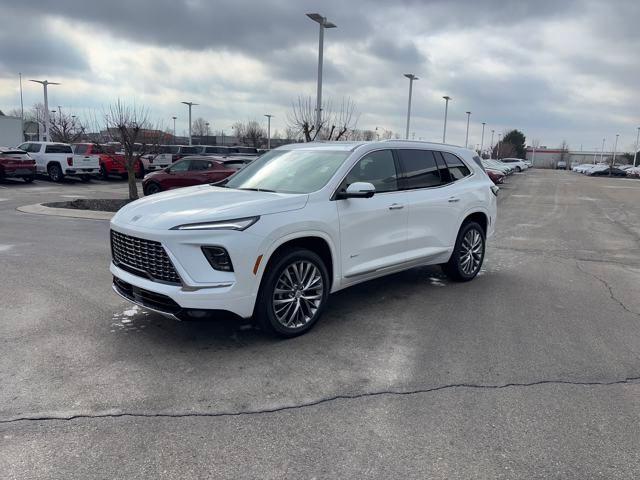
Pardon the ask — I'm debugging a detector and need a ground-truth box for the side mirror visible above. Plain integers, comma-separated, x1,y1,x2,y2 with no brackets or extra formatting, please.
337,182,376,199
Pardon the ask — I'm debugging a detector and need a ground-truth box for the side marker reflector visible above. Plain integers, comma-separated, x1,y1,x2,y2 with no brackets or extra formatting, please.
253,255,263,275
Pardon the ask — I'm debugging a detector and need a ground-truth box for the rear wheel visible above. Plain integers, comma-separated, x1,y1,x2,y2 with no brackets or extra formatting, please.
80,174,91,182
143,182,161,195
442,221,485,282
255,248,329,338
47,163,64,183
100,164,110,180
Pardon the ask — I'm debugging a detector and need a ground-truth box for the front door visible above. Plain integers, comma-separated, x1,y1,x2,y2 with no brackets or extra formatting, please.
336,149,408,280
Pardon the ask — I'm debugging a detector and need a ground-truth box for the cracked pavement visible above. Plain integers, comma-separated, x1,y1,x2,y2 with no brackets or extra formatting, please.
1,171,640,479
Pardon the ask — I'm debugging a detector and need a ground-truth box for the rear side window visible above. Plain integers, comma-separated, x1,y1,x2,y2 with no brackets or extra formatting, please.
441,152,471,181
74,144,88,155
343,150,398,193
189,160,211,171
170,160,190,172
45,144,73,154
397,149,441,189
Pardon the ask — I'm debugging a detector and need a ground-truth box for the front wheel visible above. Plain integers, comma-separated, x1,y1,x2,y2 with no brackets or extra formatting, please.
143,182,161,195
442,221,485,282
100,164,110,180
255,248,330,337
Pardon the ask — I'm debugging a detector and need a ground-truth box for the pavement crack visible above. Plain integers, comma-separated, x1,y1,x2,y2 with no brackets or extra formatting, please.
2,375,640,425
576,261,640,317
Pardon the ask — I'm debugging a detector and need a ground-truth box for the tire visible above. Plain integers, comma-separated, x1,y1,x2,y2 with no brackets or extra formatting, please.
255,248,330,338
516,166,522,172
120,173,128,180
80,174,91,182
143,182,161,195
47,163,64,183
442,221,485,282
100,164,110,180
23,176,34,183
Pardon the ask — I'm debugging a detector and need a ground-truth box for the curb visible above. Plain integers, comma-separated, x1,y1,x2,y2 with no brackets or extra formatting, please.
17,203,114,220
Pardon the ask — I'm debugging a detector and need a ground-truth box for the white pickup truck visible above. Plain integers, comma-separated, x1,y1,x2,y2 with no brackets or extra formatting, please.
17,141,100,182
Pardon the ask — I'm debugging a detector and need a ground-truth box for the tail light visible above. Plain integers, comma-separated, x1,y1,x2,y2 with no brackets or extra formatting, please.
67,157,73,166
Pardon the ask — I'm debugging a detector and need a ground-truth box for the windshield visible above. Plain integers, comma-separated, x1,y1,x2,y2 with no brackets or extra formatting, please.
225,149,349,194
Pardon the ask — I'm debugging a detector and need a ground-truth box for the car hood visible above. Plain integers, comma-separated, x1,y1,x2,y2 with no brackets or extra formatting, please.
112,185,308,230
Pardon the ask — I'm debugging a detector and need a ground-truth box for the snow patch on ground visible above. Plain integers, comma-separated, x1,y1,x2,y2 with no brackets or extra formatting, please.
111,305,150,333
428,276,447,287
0,244,14,253
0,198,8,201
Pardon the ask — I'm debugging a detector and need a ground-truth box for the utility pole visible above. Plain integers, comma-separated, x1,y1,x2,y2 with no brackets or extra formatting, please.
464,111,471,148
442,96,451,143
172,116,177,144
29,79,61,142
480,122,486,156
264,114,273,150
490,130,495,159
181,102,198,145
600,138,606,163
404,74,418,139
306,13,337,133
633,127,640,167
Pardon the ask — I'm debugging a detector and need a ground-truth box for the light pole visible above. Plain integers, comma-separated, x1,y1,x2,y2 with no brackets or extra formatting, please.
480,122,486,155
464,111,471,148
490,129,495,159
181,102,198,145
442,96,451,143
633,127,640,167
306,13,336,132
612,133,619,166
172,116,177,144
600,137,606,163
404,74,418,139
30,79,60,141
497,133,502,160
205,122,210,141
264,114,273,150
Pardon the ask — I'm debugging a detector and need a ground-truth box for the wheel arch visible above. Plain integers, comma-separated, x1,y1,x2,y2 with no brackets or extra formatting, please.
461,210,488,235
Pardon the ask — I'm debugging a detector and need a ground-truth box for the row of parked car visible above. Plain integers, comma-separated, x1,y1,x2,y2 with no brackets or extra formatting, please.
0,141,261,184
478,157,531,185
571,162,640,177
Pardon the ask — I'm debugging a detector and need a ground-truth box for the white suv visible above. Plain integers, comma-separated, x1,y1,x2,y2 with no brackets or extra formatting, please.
110,141,497,337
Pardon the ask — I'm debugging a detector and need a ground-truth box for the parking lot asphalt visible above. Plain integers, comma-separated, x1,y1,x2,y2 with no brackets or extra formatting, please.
1,171,640,479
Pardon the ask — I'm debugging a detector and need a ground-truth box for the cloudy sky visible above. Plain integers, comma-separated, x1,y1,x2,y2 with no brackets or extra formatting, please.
0,0,638,152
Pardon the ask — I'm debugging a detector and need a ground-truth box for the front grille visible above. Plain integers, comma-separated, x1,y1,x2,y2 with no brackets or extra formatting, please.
111,230,181,285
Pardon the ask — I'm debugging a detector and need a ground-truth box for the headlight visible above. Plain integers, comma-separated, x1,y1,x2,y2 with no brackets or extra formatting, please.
171,216,259,231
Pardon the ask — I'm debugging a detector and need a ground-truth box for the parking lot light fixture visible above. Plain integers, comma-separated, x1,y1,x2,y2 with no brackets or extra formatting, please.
404,74,418,139
181,102,198,145
600,137,606,163
264,114,273,150
497,133,502,160
442,96,451,143
464,111,471,148
480,122,486,155
172,116,177,144
29,79,60,141
633,127,639,167
306,13,337,132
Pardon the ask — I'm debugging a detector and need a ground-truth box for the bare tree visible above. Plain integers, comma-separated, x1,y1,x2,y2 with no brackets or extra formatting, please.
49,111,85,143
287,96,358,142
232,120,265,148
559,140,569,170
104,100,164,200
191,117,208,137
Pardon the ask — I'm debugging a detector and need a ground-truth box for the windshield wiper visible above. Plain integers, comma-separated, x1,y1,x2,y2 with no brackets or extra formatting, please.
236,187,277,193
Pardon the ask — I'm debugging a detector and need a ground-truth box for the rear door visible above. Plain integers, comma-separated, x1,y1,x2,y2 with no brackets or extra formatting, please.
398,149,460,259
336,149,408,281
165,159,192,188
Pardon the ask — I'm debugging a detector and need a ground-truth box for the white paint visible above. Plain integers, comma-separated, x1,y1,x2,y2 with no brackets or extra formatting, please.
601,186,639,189
60,195,86,198
0,198,8,201
0,244,14,252
511,194,533,198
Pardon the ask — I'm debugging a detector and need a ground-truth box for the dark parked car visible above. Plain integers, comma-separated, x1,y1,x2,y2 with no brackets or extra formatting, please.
142,156,242,195
0,147,36,182
589,166,627,177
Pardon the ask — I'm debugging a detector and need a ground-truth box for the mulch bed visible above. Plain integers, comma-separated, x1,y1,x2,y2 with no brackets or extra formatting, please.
43,198,133,213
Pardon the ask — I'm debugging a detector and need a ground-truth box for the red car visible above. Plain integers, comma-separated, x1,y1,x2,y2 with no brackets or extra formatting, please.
486,168,505,185
0,147,36,182
142,156,246,195
73,143,141,180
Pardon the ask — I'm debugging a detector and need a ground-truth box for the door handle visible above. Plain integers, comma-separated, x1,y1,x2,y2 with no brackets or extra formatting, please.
388,203,404,210
448,197,460,203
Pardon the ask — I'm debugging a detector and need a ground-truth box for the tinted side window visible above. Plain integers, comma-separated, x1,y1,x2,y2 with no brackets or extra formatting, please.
45,144,73,154
397,149,441,189
472,155,486,172
343,150,398,193
74,144,88,155
189,160,210,171
441,152,471,181
25,143,41,153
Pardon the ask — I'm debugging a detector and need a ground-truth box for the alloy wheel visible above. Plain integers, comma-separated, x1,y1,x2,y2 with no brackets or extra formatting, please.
459,228,483,275
272,260,324,329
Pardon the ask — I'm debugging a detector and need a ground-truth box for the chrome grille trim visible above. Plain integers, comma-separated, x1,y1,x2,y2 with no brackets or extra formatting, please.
110,230,181,285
